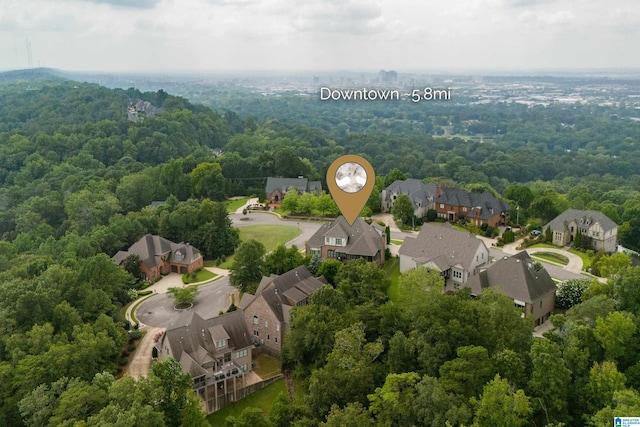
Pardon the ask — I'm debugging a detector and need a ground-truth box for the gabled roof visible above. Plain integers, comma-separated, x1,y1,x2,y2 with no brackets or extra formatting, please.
112,234,201,269
162,310,251,367
306,216,385,257
545,209,618,233
437,189,510,220
240,266,326,323
383,179,438,209
265,177,322,194
399,223,487,272
466,251,556,303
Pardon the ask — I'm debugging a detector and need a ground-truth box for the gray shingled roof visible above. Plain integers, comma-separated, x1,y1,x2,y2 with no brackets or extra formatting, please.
241,266,326,323
265,177,322,195
162,310,251,367
545,209,618,233
399,223,487,271
466,251,556,304
437,189,510,220
112,234,201,269
306,216,385,258
383,179,438,210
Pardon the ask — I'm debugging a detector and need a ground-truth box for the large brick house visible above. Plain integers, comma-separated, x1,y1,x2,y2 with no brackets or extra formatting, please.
155,310,253,413
305,216,387,266
381,179,438,218
265,177,322,205
112,234,203,281
545,209,618,253
239,266,327,356
399,223,490,291
466,251,556,326
435,189,510,227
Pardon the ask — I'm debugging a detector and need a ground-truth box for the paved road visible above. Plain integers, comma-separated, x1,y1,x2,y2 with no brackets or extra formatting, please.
136,277,235,328
127,326,164,380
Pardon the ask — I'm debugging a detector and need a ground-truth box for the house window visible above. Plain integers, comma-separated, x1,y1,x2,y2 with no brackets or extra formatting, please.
453,270,463,279
275,337,278,343
267,335,270,341
253,315,258,325
264,320,268,328
276,324,280,332
241,364,247,372
235,349,248,359
224,352,231,363
325,237,331,245
327,250,335,258
253,330,259,336
440,203,444,208
335,238,343,245
463,207,467,212
217,339,227,348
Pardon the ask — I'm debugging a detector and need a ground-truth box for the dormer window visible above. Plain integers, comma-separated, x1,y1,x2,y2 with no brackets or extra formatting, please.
217,339,227,348
174,250,184,261
335,238,343,245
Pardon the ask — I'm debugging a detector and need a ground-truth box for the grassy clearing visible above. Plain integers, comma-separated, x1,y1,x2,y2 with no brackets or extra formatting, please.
390,239,403,245
206,378,287,425
384,257,401,302
225,197,250,213
528,243,561,249
182,269,217,284
253,353,282,379
216,225,302,269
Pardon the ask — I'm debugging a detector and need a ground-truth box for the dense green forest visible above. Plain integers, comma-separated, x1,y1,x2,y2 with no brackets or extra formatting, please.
1,71,640,426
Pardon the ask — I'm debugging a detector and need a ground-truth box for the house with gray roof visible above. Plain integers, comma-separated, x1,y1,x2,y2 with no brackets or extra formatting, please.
436,189,510,227
112,234,203,281
466,251,556,326
545,209,618,252
265,177,322,205
399,223,490,291
381,179,438,218
305,216,387,266
239,266,327,356
155,309,253,413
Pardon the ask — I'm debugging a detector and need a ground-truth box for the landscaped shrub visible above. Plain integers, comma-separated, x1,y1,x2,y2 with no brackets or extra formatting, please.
556,278,592,309
129,330,143,340
502,230,515,244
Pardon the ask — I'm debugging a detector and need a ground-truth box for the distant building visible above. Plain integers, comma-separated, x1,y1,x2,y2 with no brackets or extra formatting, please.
265,177,322,205
112,234,203,280
305,216,387,266
399,223,489,291
545,209,618,252
379,70,398,84
466,251,556,326
381,179,438,218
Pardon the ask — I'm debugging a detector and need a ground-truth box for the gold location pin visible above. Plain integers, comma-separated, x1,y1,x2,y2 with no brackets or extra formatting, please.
326,154,375,226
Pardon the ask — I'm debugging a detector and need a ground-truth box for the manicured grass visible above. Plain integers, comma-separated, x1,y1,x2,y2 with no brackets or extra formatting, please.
225,197,250,213
569,249,592,269
528,243,561,249
253,353,282,379
206,378,287,426
217,225,302,269
533,252,569,266
182,269,217,284
390,239,403,245
384,257,401,302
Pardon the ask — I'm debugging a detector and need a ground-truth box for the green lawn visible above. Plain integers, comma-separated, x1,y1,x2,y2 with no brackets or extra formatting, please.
532,252,569,266
205,376,305,425
390,239,403,245
527,243,561,249
225,197,250,213
217,225,302,269
182,269,217,284
384,257,401,302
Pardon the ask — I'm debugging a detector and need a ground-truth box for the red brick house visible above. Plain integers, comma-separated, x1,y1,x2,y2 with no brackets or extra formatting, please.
112,234,203,281
435,189,510,227
265,177,322,205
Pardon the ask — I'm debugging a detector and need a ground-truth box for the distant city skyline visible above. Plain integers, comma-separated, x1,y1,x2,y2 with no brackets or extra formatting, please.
1,0,639,73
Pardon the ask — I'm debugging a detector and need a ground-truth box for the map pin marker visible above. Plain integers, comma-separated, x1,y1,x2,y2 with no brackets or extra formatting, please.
326,154,375,226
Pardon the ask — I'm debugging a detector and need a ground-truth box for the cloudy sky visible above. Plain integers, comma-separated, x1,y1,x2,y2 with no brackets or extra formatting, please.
1,0,639,72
